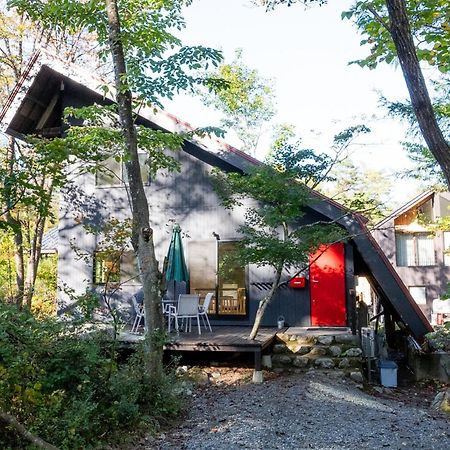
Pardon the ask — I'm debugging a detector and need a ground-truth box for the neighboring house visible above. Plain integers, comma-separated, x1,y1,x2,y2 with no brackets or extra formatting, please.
0,51,432,341
373,191,450,319
41,226,58,255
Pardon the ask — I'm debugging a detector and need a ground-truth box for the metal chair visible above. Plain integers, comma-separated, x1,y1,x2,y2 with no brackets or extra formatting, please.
167,294,201,335
198,292,213,332
131,294,144,333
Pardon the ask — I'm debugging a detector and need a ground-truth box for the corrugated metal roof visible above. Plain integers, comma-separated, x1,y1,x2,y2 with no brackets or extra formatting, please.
41,226,58,254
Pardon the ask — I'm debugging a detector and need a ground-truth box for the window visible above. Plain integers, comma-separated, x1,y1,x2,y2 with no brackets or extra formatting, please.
120,251,140,284
408,286,427,305
95,156,122,186
395,233,435,266
95,154,150,187
93,251,121,284
188,240,247,316
94,251,139,285
217,241,246,315
444,232,450,266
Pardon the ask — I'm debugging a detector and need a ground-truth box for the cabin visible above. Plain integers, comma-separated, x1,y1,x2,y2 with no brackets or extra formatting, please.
373,191,450,322
0,51,432,343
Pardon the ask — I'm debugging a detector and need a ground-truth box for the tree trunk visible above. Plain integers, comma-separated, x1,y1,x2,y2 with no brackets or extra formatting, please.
105,0,164,379
249,268,282,340
4,137,25,307
386,0,450,187
23,213,46,309
0,409,59,450
23,176,52,309
5,211,25,307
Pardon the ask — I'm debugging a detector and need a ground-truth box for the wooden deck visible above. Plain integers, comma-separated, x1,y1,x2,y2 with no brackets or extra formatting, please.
163,326,279,353
163,326,280,371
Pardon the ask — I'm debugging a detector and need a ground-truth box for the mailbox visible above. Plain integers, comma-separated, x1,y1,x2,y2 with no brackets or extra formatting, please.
289,277,306,288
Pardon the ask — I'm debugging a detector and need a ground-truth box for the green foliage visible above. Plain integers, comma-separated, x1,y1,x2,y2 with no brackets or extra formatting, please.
425,322,450,352
343,0,450,73
0,140,66,229
379,84,450,186
0,302,182,448
0,230,57,315
200,48,276,154
31,255,57,317
0,230,15,301
9,0,222,106
214,145,346,272
326,159,392,224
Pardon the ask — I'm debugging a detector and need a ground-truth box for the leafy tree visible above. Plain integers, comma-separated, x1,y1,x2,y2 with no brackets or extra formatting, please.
214,145,345,339
0,2,104,310
200,49,276,155
0,138,66,309
379,85,450,187
258,0,450,188
9,0,222,381
344,0,450,186
326,159,392,224
269,123,371,188
0,302,182,449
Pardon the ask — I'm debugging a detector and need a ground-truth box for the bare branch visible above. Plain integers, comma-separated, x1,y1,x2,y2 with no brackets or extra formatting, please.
0,409,59,450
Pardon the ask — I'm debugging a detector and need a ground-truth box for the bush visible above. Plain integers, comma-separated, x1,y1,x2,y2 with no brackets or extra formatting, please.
425,322,450,352
31,255,58,317
0,303,182,449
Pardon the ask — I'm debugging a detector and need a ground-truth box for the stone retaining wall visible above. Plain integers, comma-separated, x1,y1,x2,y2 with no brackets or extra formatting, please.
408,351,450,383
271,332,363,371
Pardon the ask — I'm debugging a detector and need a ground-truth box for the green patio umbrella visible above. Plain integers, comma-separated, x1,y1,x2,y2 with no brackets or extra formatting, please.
165,223,189,284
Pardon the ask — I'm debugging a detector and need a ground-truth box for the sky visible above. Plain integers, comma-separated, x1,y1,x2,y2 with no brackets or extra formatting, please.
164,0,425,207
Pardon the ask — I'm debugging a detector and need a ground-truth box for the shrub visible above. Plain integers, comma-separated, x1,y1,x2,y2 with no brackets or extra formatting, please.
425,322,450,352
0,302,182,449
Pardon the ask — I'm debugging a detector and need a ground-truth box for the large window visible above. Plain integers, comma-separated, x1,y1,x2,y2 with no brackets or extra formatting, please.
93,250,139,284
218,242,246,315
95,154,150,187
395,233,435,266
188,240,247,316
93,251,121,284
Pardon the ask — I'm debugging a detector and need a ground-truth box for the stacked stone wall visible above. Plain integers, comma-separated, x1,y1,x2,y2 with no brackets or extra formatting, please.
271,332,363,372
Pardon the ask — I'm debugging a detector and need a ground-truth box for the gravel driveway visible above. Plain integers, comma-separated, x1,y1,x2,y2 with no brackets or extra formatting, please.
144,369,449,450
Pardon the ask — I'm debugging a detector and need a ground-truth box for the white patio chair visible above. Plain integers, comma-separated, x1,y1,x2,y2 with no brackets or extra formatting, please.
131,294,144,333
198,292,213,332
167,294,201,335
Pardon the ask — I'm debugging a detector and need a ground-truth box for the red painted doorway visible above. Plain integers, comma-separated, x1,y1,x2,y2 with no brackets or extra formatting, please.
309,243,347,326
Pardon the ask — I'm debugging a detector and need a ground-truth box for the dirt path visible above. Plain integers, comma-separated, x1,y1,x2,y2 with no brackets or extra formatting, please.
135,369,449,450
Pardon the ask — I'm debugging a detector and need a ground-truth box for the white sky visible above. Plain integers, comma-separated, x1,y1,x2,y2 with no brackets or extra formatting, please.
164,0,426,207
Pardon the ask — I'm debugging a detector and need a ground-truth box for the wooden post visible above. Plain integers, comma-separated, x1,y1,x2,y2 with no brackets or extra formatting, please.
252,348,263,383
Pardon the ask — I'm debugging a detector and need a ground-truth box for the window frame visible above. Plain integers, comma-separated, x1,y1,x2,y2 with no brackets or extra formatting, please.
395,232,436,267
216,240,248,317
93,250,121,285
188,239,248,319
95,153,150,188
408,286,427,305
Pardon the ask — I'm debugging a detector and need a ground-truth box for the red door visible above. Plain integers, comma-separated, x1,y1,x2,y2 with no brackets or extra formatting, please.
309,243,346,326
